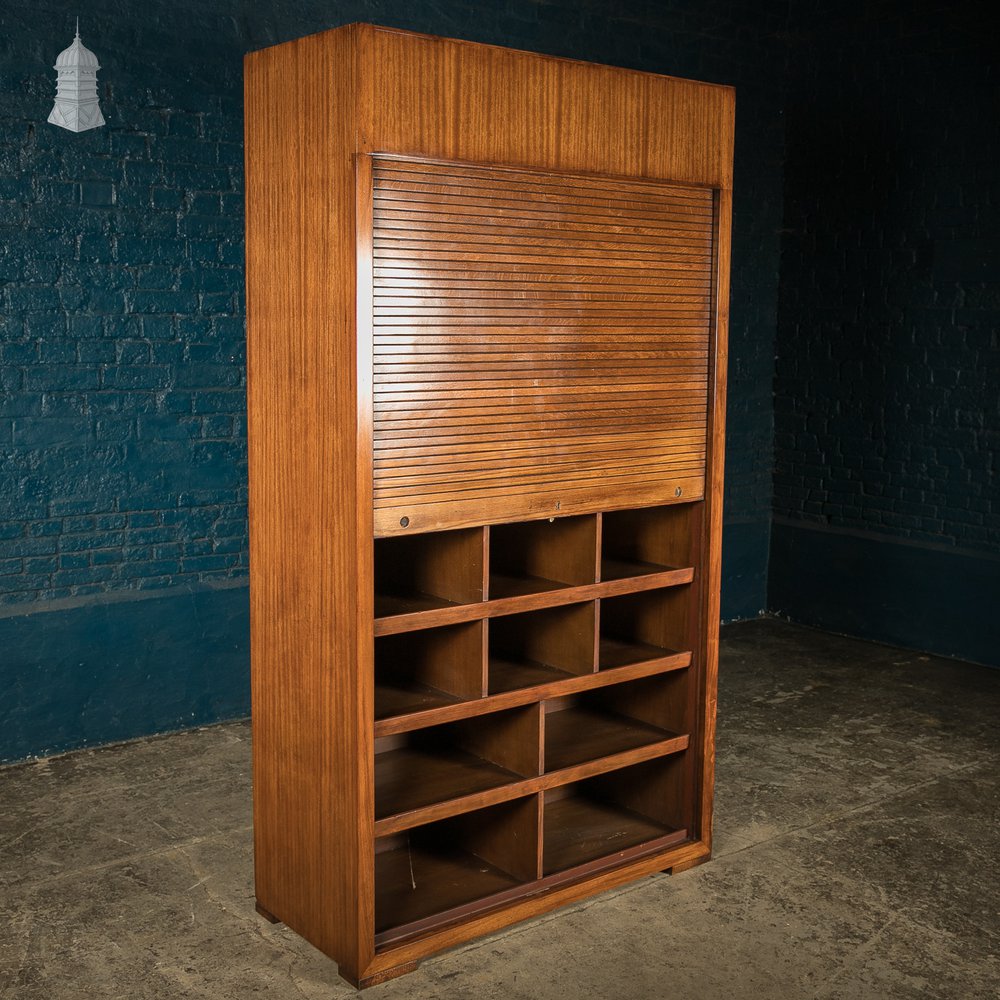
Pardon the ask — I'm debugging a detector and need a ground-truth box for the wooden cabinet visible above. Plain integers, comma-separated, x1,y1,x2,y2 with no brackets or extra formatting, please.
244,23,732,988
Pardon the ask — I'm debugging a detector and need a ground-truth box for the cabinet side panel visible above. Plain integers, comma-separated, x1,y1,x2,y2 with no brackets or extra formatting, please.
245,27,372,978
694,187,731,849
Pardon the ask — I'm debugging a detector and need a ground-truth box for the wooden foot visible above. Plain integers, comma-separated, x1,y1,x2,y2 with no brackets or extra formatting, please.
356,960,420,989
666,853,711,875
255,901,281,924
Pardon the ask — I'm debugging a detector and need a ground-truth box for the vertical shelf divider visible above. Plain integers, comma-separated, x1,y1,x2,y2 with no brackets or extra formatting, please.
452,795,542,884
594,512,604,583
481,525,491,602
451,703,542,780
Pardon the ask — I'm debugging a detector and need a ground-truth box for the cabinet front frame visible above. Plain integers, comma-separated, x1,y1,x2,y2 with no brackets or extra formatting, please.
353,150,730,982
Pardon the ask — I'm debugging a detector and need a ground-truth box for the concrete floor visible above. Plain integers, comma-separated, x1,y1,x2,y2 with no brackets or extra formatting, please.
1,619,998,999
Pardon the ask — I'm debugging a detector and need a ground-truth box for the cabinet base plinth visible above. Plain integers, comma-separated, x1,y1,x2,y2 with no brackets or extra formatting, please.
255,901,281,924
666,853,711,875
357,961,420,989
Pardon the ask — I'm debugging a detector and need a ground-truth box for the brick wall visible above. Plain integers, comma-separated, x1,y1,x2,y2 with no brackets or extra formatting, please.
0,0,787,618
0,2,248,605
774,0,999,551
770,0,1000,664
0,0,788,759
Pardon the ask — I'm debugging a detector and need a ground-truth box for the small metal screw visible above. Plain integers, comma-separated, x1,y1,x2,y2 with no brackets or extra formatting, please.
674,487,683,497
399,516,409,527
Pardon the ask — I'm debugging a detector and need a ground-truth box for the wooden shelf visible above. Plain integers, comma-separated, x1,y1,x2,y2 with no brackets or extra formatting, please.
374,527,486,622
489,516,598,601
374,621,485,721
375,704,540,827
374,679,462,722
375,840,523,936
489,602,596,682
601,505,700,580
374,567,693,637
545,706,677,773
375,746,522,822
598,636,680,671
541,674,693,798
488,655,578,695
375,591,459,619
488,572,570,600
375,652,691,737
375,795,541,945
600,586,693,665
543,795,679,875
600,556,677,582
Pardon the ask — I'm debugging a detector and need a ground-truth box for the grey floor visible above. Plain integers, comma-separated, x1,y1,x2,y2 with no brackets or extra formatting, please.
2,619,998,999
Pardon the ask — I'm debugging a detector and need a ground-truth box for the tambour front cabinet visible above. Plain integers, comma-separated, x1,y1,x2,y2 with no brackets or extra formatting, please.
244,23,733,988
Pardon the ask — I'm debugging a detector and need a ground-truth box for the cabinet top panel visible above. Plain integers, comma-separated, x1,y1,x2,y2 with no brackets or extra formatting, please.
247,23,734,190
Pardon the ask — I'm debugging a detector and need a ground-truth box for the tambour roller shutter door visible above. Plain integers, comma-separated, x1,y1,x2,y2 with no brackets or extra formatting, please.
369,156,716,536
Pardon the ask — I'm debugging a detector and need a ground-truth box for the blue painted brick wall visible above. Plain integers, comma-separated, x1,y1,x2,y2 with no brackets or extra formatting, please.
1,0,787,759
0,3,248,605
1,0,787,621
775,0,999,552
770,0,1000,665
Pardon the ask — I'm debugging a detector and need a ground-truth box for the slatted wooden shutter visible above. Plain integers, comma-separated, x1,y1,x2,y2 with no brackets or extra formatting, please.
369,156,716,536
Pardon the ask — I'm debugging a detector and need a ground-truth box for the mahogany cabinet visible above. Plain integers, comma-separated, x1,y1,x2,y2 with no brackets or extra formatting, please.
244,23,733,988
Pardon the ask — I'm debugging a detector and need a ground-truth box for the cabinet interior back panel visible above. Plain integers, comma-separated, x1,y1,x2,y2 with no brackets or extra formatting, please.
370,156,715,535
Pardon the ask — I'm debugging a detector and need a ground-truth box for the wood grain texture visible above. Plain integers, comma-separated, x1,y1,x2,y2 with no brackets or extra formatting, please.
694,188,730,852
375,743,522,822
374,526,486,615
374,835,522,936
376,651,692,737
452,703,543,778
543,704,678,773
584,754,692,832
598,670,692,736
490,602,597,677
361,24,733,187
375,565,695,636
370,157,713,535
366,837,706,978
542,793,678,875
245,25,372,983
600,502,701,577
246,22,732,987
374,620,486,717
489,515,599,594
453,793,542,883
372,733,689,838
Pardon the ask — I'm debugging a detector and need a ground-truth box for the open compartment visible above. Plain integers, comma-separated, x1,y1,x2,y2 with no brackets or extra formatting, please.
598,585,693,670
600,502,700,580
374,620,486,721
375,794,541,942
542,754,692,876
374,526,486,618
488,514,598,599
543,671,690,773
375,704,541,824
488,602,597,695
